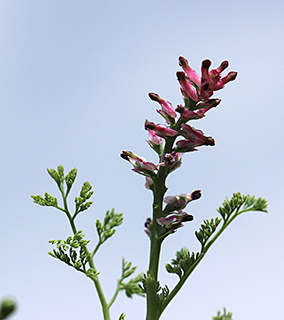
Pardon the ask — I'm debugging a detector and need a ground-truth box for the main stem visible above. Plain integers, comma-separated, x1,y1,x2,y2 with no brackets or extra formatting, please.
146,167,168,320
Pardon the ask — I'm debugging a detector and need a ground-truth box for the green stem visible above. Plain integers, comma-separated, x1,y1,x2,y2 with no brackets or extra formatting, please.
108,281,121,308
159,212,241,317
60,189,111,320
146,167,168,320
91,241,102,259
146,127,183,320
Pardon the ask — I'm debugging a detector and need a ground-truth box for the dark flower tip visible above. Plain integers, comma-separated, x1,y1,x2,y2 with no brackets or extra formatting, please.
178,56,187,66
144,217,152,228
182,214,194,222
191,190,201,200
202,59,211,68
228,71,238,80
176,71,186,81
144,120,155,130
205,137,215,146
175,105,184,113
120,151,129,160
148,92,159,101
220,60,229,70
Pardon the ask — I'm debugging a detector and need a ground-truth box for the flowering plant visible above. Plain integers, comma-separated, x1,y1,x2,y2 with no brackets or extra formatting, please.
32,56,267,320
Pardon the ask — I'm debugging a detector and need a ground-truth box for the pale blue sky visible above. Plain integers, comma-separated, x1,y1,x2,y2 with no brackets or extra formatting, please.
1,1,284,319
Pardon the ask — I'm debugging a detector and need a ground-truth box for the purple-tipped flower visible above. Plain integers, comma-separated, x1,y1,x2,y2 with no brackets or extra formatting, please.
149,92,177,122
177,71,199,102
176,123,215,152
179,56,201,87
147,130,163,148
164,190,201,212
176,98,221,121
159,151,182,171
120,151,157,176
156,212,194,231
145,120,178,139
178,56,237,102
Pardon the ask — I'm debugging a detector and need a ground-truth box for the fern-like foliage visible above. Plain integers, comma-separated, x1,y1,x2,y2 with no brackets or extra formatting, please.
195,217,222,250
165,247,200,279
48,231,94,274
213,308,233,320
96,209,123,245
74,181,94,214
217,193,267,222
31,192,58,207
120,259,144,298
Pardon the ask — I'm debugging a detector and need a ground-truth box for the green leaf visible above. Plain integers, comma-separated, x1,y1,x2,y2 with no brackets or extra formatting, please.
213,308,233,320
86,267,100,280
31,193,58,207
217,193,268,222
47,168,60,185
96,209,123,245
120,269,145,298
65,168,77,192
75,182,94,214
57,165,64,182
48,232,91,273
195,217,222,248
47,165,65,192
166,247,200,279
80,181,92,198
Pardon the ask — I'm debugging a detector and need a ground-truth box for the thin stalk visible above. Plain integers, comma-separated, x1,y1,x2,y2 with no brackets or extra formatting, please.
159,212,241,317
108,280,122,308
60,189,111,320
91,241,102,259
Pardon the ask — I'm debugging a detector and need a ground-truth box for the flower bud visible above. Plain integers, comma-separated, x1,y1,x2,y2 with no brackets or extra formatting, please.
0,298,16,319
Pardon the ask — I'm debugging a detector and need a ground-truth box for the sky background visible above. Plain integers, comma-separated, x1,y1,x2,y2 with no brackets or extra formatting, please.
1,1,284,320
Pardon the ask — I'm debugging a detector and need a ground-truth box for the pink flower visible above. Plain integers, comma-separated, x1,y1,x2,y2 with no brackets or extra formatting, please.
156,212,194,230
148,92,177,122
178,56,201,86
176,99,221,121
178,56,237,102
120,151,157,176
164,190,201,212
159,151,182,171
146,130,163,147
176,71,199,102
145,120,178,139
176,123,215,152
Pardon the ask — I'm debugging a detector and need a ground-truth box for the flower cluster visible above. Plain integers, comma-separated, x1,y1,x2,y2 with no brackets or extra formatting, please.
121,56,237,176
121,56,237,237
177,56,237,102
